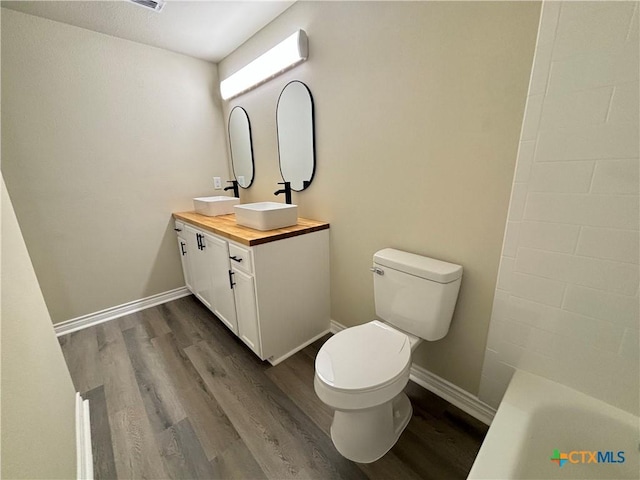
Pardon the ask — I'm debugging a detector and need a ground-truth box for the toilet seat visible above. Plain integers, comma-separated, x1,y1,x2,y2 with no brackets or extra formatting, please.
315,321,412,402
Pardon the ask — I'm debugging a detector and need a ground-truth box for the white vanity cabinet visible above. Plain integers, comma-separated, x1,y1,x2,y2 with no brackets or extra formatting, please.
173,212,330,366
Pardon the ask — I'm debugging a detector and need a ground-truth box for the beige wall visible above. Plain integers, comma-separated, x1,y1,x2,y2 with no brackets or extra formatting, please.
1,8,230,323
219,1,540,394
1,177,77,479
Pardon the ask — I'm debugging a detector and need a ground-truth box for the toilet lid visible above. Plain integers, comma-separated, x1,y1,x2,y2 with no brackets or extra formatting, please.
315,321,412,391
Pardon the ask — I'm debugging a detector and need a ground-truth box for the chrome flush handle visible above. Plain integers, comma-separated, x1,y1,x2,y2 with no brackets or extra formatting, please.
370,266,384,276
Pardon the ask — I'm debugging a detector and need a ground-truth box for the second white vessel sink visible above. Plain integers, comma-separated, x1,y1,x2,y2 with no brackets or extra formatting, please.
234,202,298,231
193,196,240,216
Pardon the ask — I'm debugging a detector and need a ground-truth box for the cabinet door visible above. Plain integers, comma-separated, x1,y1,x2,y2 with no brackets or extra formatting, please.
206,234,238,334
232,268,261,357
185,226,213,310
176,234,193,293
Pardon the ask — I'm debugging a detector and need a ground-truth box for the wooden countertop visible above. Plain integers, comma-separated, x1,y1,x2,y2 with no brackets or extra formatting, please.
173,211,330,246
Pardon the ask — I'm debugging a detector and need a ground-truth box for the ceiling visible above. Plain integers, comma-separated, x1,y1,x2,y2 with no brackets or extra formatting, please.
1,0,295,63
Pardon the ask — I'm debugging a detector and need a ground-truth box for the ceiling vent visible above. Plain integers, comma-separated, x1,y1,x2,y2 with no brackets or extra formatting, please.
128,0,165,12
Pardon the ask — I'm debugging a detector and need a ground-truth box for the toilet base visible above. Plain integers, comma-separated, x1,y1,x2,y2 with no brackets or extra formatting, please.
329,392,413,463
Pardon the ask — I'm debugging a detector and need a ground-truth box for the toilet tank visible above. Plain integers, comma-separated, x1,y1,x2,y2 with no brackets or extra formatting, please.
373,248,462,341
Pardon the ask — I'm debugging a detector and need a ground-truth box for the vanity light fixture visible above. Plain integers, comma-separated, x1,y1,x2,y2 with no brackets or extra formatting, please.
220,29,308,100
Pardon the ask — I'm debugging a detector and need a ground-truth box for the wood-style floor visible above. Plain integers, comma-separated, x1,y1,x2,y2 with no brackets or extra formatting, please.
59,295,488,479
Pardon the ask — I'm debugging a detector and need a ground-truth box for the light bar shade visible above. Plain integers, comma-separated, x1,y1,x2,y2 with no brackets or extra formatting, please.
128,0,165,12
220,30,308,100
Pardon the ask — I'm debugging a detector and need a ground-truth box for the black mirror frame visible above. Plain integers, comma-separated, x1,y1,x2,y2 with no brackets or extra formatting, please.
276,80,316,192
228,106,255,189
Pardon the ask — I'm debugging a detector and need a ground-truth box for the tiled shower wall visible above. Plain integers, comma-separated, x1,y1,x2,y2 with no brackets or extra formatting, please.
479,1,639,414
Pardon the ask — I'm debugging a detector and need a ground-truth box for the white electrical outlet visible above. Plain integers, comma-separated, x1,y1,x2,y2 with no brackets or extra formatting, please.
213,177,222,190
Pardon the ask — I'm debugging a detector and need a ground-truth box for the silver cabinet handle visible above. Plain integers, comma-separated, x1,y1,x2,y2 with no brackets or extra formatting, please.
370,267,384,275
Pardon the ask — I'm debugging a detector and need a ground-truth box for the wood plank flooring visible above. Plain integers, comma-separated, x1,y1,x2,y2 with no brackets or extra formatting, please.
59,295,487,479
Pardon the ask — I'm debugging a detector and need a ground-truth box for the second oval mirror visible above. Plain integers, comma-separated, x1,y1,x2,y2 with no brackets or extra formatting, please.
228,106,254,188
276,81,315,192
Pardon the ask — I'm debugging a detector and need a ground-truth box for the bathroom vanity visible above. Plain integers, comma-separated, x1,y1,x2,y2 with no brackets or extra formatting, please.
173,211,330,365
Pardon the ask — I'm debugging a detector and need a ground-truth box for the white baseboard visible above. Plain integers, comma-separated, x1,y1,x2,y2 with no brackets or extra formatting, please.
329,319,495,425
409,363,495,425
329,319,347,333
55,287,191,337
75,393,93,480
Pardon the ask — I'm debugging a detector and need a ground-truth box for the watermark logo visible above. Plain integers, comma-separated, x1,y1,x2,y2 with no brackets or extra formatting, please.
550,449,569,467
550,449,625,467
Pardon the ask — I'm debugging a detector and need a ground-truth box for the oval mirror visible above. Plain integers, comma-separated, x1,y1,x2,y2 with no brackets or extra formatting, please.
228,106,254,188
276,81,315,192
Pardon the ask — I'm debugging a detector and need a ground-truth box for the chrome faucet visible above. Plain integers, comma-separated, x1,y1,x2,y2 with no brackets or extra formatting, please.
224,180,239,198
274,181,292,204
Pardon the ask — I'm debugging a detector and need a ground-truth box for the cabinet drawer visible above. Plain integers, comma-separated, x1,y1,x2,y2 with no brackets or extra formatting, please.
229,243,253,274
174,221,185,233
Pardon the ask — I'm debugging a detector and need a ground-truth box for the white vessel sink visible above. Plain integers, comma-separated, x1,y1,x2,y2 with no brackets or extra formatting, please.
193,196,240,217
234,202,298,231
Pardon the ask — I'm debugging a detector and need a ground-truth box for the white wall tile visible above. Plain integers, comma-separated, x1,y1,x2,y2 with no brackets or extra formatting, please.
552,3,636,60
478,374,508,409
511,271,566,306
502,319,533,348
482,349,516,386
551,341,639,415
480,1,639,413
507,295,560,330
619,327,640,359
549,343,611,406
519,220,580,253
590,158,640,195
576,226,639,264
498,340,526,366
608,81,640,125
539,87,613,130
487,290,509,349
521,94,544,141
524,192,639,229
537,1,561,45
529,160,594,193
504,296,625,355
514,141,535,183
496,256,514,290
491,289,510,321
535,121,640,162
527,326,559,356
502,221,521,258
508,183,528,221
485,316,504,352
516,247,639,295
558,310,625,353
528,41,554,96
558,1,615,26
511,346,557,380
627,3,639,44
563,284,639,326
547,42,639,95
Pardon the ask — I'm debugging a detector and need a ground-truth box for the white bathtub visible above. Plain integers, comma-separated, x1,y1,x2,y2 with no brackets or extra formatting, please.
468,370,639,479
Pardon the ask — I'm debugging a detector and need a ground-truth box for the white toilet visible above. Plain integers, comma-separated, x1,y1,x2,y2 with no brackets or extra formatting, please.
314,248,462,463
